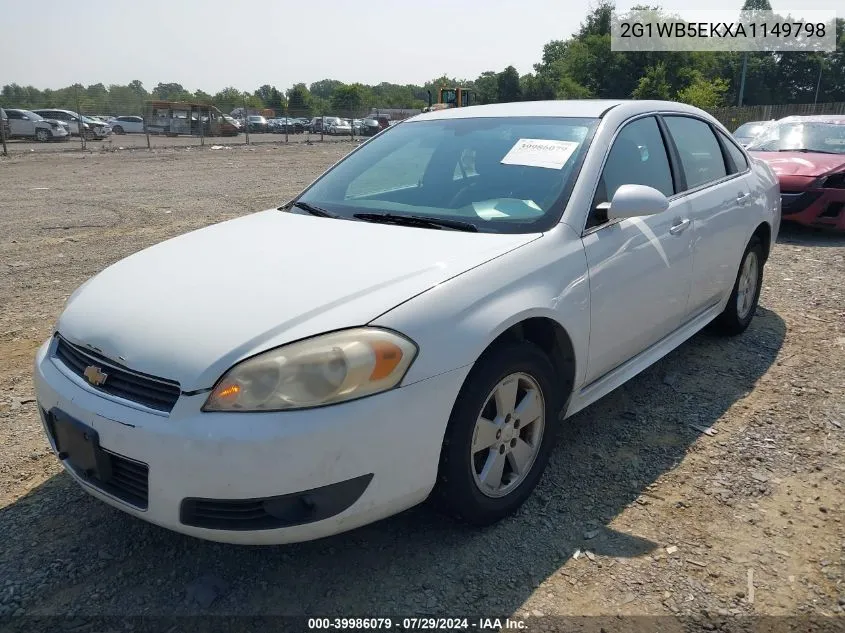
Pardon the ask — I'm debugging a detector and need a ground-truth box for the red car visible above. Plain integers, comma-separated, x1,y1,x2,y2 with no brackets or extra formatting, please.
746,115,845,231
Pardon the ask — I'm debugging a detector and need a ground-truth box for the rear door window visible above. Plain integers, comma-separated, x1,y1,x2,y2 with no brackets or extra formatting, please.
663,116,727,190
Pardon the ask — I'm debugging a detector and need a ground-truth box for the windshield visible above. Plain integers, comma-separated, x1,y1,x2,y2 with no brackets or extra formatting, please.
747,120,845,154
21,110,44,121
734,122,770,138
294,116,598,234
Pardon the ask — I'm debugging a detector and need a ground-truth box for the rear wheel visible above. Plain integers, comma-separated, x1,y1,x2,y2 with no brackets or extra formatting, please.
35,128,50,142
434,341,560,526
712,236,764,336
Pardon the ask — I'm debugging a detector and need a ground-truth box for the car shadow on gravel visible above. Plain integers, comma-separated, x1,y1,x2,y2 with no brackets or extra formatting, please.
0,308,786,619
777,223,845,247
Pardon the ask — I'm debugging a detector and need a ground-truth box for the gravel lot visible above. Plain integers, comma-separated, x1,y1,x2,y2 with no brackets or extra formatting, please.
0,146,843,631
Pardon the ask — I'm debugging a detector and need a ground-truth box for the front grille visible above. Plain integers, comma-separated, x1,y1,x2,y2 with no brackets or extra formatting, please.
68,448,149,509
54,336,181,413
781,190,822,215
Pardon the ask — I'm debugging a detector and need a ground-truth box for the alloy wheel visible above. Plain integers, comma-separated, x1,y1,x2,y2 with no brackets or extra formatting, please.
470,372,545,498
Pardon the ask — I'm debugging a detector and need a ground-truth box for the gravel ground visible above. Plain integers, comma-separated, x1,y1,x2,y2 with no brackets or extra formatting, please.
0,146,843,631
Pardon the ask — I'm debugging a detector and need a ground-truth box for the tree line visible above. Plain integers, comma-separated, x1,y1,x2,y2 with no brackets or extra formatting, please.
2,1,843,118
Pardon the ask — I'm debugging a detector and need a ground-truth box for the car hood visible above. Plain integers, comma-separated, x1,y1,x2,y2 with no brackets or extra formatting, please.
749,151,845,177
58,210,539,391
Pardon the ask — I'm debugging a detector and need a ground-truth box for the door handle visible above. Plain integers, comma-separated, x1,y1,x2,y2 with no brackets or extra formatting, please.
737,192,752,205
669,218,691,235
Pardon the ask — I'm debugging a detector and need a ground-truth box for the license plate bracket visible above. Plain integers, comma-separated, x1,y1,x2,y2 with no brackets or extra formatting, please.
48,409,112,482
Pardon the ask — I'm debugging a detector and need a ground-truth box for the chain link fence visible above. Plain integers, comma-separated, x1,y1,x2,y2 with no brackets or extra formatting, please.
0,89,423,156
8,89,845,156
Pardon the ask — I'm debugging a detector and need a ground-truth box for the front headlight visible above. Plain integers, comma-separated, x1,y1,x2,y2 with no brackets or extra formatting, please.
203,328,418,412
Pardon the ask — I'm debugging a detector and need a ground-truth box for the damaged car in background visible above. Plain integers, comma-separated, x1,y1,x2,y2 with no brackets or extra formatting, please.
747,115,845,231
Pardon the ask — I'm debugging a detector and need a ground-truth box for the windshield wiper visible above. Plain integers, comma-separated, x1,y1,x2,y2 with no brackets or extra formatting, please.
353,212,478,232
286,200,341,218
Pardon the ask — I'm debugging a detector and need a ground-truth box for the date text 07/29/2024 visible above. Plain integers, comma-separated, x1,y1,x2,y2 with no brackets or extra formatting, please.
307,617,528,630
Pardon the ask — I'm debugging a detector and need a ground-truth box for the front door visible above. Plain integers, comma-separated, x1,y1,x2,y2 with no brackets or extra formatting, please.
581,115,694,384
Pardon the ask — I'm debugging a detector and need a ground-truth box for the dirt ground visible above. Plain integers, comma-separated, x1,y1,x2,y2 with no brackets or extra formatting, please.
0,145,843,631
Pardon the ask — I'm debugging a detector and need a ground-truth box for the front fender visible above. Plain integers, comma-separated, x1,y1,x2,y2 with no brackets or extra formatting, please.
371,223,591,392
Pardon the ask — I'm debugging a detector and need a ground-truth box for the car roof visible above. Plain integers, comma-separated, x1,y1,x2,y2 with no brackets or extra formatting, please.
413,99,711,122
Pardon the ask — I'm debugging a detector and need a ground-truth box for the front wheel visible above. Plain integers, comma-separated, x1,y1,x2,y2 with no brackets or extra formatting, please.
712,236,765,336
35,128,50,142
434,341,560,526
112,125,124,134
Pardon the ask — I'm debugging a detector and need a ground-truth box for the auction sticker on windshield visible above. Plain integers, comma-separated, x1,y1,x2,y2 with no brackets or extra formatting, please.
500,138,580,170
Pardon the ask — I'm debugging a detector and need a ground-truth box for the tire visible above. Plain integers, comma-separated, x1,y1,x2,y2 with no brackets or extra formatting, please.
112,125,124,135
711,236,765,336
434,341,561,526
35,128,50,142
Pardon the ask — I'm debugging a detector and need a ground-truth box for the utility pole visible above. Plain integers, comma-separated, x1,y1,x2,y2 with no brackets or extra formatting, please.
738,52,748,107
814,58,823,105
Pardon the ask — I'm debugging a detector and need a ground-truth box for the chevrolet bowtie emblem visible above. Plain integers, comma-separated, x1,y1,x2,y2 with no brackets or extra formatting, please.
83,365,109,386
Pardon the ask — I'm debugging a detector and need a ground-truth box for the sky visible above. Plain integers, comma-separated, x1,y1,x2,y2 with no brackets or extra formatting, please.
1,0,840,93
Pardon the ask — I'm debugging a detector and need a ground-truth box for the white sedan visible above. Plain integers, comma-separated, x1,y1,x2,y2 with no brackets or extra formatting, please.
328,119,352,135
109,116,145,134
34,100,779,545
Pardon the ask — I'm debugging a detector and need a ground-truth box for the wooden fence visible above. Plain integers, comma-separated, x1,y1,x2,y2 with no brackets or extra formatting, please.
708,102,845,130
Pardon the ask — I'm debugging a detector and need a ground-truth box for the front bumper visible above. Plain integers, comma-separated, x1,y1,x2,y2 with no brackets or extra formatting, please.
781,187,845,231
34,337,469,544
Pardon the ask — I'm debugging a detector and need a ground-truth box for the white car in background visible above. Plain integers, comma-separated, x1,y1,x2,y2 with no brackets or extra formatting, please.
328,118,352,135
32,109,111,139
109,116,145,134
4,108,70,141
34,100,779,545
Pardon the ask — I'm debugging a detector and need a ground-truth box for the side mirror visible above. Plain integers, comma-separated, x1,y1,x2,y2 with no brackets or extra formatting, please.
605,184,670,220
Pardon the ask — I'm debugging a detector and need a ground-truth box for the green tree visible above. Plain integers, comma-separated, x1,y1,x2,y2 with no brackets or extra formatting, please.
310,79,344,100
474,71,498,104
676,74,729,108
254,84,286,112
496,66,522,102
151,82,192,101
741,0,772,10
0,84,43,109
108,84,147,115
212,87,244,114
632,63,673,99
331,84,364,116
287,83,312,116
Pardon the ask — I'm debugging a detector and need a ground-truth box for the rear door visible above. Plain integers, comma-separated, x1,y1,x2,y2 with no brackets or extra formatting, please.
661,116,754,317
7,110,31,136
